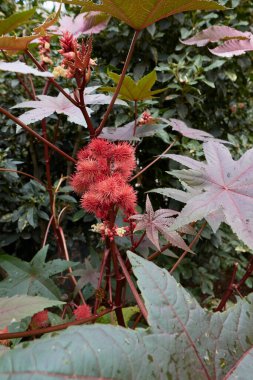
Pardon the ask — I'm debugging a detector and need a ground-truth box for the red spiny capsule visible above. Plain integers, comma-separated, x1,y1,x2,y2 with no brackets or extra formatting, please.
30,310,49,329
74,304,92,321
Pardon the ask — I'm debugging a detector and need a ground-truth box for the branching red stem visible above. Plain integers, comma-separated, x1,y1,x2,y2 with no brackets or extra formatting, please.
0,307,116,340
170,221,207,274
25,49,79,107
115,246,148,322
58,226,86,304
131,139,177,181
0,168,46,188
95,30,140,136
0,106,76,164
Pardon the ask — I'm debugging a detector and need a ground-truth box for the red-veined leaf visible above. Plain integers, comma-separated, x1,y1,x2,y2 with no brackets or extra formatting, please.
131,195,192,251
54,0,226,31
166,141,253,249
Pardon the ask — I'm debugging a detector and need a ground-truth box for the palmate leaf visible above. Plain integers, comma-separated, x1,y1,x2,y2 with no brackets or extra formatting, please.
182,25,253,57
50,11,110,37
0,34,41,52
163,141,253,250
0,8,36,35
100,120,167,141
0,7,60,52
0,295,64,329
56,0,226,31
0,245,77,300
12,88,126,128
0,252,253,379
163,118,229,143
131,195,193,251
0,61,53,77
33,6,61,34
100,70,167,101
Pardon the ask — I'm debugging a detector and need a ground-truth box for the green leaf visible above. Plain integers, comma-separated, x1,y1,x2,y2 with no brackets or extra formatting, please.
0,295,64,329
55,0,226,30
0,34,41,51
0,245,76,300
0,253,253,379
100,70,167,101
0,8,36,35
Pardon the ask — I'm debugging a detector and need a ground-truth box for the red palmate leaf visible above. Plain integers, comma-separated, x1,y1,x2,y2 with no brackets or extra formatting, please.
50,12,110,37
131,195,192,251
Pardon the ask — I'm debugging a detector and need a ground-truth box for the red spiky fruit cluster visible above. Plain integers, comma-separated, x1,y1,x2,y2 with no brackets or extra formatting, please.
73,304,92,321
30,310,49,330
71,139,137,220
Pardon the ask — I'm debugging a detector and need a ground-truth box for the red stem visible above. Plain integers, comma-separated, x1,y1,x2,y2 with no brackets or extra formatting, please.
147,242,171,261
94,249,110,314
28,74,37,99
0,168,46,188
115,245,148,322
58,226,86,304
132,231,146,251
133,100,138,136
0,106,76,164
41,119,54,209
0,307,116,340
95,30,140,136
170,222,207,274
215,254,253,312
17,74,35,99
131,139,177,181
42,215,54,247
78,88,95,137
110,240,126,327
25,49,79,107
215,263,239,312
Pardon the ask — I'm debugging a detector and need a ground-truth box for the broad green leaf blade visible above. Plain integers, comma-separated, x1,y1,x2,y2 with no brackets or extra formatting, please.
0,325,155,380
56,0,226,30
128,252,253,379
0,246,74,300
0,34,41,51
0,346,9,357
0,8,36,35
1,253,253,379
128,251,211,378
0,295,64,329
100,70,166,101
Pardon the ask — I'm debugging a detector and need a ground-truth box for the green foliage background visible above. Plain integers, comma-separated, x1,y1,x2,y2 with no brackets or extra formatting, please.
0,0,253,305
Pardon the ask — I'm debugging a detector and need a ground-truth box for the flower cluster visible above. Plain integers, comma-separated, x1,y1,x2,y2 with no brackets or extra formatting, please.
71,139,137,220
58,31,96,81
138,110,156,126
38,36,53,68
91,222,129,241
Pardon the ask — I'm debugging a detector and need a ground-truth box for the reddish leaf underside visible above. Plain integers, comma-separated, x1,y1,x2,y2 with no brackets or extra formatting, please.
182,25,253,57
131,195,192,251
54,0,226,30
